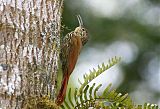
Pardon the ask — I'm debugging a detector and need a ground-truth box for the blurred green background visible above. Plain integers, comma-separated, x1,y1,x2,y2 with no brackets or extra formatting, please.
62,0,160,105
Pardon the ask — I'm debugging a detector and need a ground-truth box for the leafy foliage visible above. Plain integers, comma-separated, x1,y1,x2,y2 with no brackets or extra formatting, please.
78,56,121,95
59,56,159,109
61,84,133,109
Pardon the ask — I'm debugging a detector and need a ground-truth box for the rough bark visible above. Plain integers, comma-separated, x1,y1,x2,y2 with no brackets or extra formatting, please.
0,0,63,108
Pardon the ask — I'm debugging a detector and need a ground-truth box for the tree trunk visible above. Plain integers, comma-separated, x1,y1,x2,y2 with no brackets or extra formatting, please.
0,0,63,108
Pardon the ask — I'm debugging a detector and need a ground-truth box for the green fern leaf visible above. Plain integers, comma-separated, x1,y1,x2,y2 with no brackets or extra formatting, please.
64,100,70,109
94,84,102,98
117,93,128,102
102,83,112,97
68,88,74,107
114,93,122,101
137,105,142,109
74,88,79,105
79,92,84,105
83,85,89,101
78,56,121,95
60,56,158,109
107,89,117,101
89,83,96,100
78,78,83,85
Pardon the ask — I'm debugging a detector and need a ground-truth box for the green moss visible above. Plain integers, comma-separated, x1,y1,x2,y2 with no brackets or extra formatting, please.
26,96,59,109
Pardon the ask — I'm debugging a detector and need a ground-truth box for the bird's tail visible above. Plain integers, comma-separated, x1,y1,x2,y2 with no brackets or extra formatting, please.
56,73,69,105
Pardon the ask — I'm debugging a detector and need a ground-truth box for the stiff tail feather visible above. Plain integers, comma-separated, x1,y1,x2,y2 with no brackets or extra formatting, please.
56,73,69,105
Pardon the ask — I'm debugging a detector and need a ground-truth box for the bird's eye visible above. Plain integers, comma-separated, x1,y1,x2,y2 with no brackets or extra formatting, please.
82,28,85,31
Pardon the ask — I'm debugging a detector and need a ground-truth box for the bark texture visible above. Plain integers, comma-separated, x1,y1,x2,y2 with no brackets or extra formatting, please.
0,0,63,108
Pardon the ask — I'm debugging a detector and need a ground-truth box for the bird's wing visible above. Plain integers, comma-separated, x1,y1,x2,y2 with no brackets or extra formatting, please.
60,32,74,75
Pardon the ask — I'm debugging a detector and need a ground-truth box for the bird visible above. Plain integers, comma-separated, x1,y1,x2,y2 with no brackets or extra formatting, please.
56,15,88,105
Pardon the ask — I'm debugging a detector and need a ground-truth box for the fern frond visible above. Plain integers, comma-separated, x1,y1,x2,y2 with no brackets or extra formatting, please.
78,56,121,95
102,83,112,97
89,83,96,100
61,83,134,109
60,56,159,109
68,88,74,107
94,84,102,98
99,84,134,108
135,103,159,109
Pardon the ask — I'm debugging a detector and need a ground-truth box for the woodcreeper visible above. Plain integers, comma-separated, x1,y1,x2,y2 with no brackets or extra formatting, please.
56,15,88,105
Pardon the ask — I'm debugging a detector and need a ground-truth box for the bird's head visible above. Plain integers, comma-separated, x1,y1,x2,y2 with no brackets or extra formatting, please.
74,15,88,45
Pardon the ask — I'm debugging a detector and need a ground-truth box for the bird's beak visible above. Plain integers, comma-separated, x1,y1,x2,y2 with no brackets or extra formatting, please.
77,15,83,27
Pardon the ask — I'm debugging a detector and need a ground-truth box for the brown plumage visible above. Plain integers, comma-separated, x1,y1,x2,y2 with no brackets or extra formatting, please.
56,15,88,105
